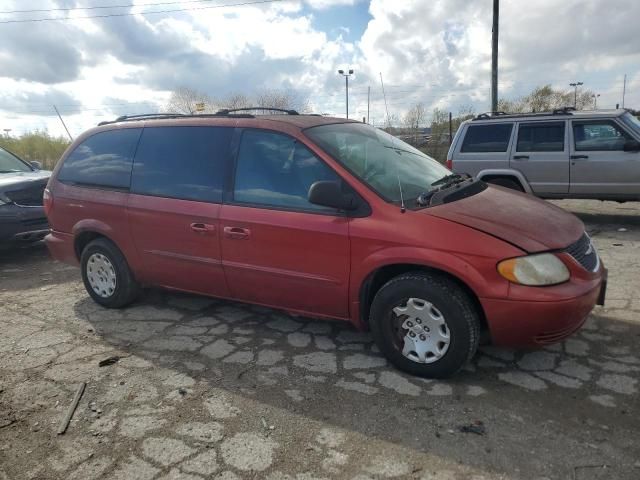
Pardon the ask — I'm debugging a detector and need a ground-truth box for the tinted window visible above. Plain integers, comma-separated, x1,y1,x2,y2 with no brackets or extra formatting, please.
517,122,565,152
131,126,231,203
58,128,141,188
573,121,633,152
234,130,340,212
461,124,513,153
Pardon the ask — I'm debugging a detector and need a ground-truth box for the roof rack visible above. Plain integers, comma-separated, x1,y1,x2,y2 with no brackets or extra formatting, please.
215,107,299,115
97,107,301,126
473,106,578,121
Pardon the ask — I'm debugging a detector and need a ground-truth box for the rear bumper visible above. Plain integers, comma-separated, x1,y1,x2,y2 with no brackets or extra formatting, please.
0,204,49,244
45,230,78,266
482,267,606,348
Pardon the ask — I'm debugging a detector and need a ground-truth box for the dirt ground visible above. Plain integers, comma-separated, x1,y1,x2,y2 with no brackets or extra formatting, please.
1,200,639,480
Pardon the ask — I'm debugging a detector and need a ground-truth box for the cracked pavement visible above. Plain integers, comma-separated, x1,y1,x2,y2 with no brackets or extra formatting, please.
1,200,639,480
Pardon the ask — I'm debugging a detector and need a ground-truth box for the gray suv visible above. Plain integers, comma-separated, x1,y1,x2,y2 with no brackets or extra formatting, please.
447,108,640,201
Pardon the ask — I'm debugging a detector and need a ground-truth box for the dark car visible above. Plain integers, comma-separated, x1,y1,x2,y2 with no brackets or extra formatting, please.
0,146,50,246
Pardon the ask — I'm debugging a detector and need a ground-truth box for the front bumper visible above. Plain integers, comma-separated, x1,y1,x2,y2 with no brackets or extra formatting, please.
482,257,606,348
0,204,49,244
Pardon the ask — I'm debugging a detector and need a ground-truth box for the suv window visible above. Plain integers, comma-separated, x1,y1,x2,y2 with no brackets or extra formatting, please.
517,122,565,152
461,124,513,153
573,121,633,151
131,126,232,203
58,128,141,189
233,129,340,212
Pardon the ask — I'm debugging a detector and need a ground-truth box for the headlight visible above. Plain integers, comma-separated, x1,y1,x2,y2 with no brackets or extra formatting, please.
498,253,570,286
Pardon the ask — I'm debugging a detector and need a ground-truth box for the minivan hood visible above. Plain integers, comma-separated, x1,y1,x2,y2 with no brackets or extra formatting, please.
426,185,583,253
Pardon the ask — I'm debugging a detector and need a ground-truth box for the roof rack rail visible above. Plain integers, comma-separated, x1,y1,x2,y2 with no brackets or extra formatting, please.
97,113,186,126
552,106,576,115
474,111,507,120
472,107,579,122
215,107,299,115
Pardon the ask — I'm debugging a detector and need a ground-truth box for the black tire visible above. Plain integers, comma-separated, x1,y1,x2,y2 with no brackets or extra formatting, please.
369,272,480,379
80,238,140,308
485,177,524,192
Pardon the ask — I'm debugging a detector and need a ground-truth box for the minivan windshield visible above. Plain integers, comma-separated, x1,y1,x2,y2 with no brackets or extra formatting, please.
0,147,31,173
305,123,450,205
620,112,640,135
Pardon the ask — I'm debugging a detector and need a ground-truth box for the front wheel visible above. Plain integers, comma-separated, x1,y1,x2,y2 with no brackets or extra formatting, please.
369,272,480,378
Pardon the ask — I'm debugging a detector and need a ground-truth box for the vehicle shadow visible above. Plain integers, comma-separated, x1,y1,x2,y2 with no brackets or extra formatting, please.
73,289,640,478
0,242,78,292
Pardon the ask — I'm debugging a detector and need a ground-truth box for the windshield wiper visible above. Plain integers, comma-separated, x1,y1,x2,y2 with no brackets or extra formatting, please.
431,173,465,187
0,169,23,173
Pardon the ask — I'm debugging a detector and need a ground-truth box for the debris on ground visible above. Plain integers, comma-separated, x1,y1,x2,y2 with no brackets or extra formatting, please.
178,387,187,396
458,420,486,435
57,382,86,435
98,356,120,367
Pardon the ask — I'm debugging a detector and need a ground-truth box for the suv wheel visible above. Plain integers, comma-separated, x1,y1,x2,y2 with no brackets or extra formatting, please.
486,177,524,192
369,272,480,378
81,238,140,308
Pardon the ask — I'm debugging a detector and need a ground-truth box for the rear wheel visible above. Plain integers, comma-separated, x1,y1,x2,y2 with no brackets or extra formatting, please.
81,238,140,308
369,272,480,378
485,177,524,192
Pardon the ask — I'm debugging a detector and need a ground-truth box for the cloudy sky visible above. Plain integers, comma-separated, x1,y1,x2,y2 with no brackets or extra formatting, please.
0,0,638,137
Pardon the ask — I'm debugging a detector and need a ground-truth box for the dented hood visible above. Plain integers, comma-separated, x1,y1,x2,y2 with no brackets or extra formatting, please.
427,185,584,253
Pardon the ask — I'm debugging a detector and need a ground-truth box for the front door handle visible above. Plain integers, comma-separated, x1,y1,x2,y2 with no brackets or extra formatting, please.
513,155,529,160
570,155,589,159
190,223,216,233
223,226,251,239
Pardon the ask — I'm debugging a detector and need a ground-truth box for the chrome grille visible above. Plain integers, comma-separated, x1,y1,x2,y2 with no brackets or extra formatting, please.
565,232,599,272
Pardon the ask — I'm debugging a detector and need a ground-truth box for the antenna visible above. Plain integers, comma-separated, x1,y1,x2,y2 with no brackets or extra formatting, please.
397,173,406,213
380,72,391,128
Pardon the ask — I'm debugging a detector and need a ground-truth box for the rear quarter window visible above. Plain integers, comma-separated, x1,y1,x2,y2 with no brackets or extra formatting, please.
460,124,513,153
57,128,141,189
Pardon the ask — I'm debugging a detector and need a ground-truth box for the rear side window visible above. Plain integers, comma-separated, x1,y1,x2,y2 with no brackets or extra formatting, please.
461,124,513,153
516,122,565,152
57,128,141,189
131,126,232,203
573,121,633,152
233,129,340,212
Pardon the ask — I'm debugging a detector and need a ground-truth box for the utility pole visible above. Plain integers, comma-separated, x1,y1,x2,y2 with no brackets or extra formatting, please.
379,72,391,128
569,82,583,108
592,94,600,109
490,0,499,113
53,105,73,141
622,74,627,108
338,69,354,119
367,86,370,124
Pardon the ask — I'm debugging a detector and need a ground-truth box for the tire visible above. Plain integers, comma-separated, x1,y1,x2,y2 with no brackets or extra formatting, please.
80,238,140,308
369,272,480,379
485,177,524,192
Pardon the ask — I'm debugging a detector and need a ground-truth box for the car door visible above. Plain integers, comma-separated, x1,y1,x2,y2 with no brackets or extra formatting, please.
220,128,351,319
510,121,569,194
569,119,640,197
127,125,233,297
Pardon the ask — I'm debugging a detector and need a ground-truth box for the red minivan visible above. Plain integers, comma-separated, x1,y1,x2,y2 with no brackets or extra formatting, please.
44,109,606,378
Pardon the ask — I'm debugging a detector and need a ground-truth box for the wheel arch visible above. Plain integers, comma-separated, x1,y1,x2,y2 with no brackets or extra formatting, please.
72,219,119,261
477,168,532,193
357,262,489,339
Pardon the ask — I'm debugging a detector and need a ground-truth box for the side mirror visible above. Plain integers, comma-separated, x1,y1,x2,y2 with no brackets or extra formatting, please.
308,181,357,211
30,161,43,170
623,140,640,152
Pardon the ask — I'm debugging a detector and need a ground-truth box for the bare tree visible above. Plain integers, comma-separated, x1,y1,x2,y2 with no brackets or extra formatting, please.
165,87,212,114
498,84,596,113
255,89,310,113
216,93,251,110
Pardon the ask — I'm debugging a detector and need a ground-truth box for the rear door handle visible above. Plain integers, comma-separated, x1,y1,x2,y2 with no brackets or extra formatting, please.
190,223,216,233
570,155,589,159
513,155,529,160
223,226,251,239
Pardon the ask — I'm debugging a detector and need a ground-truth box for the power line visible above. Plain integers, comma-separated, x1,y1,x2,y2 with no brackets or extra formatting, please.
0,0,285,24
1,0,221,15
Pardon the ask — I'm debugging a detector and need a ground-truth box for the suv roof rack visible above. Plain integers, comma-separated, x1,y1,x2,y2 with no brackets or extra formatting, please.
472,106,578,121
98,107,301,126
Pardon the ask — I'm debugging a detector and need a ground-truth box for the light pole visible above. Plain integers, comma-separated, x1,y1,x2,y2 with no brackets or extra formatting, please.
2,129,11,137
569,82,583,108
338,68,354,119
592,93,600,109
